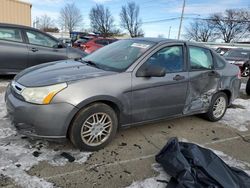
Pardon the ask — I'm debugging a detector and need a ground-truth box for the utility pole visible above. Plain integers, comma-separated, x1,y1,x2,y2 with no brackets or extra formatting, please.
177,0,185,40
168,26,171,38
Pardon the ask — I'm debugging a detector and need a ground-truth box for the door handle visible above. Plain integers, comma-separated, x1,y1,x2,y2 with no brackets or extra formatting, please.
173,75,185,81
30,48,38,52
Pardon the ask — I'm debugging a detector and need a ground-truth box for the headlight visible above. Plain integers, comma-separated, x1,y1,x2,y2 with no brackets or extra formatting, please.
21,83,67,105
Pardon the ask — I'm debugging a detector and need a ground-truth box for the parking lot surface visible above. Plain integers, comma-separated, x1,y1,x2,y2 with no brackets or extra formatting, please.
0,77,250,188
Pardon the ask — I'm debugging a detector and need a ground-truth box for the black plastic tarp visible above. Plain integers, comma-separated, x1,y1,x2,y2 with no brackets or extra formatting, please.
155,137,250,188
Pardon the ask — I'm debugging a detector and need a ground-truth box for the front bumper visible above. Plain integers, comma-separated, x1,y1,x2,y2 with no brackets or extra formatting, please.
5,85,79,138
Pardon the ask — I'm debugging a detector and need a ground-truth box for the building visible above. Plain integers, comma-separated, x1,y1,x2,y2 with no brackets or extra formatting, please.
0,0,32,26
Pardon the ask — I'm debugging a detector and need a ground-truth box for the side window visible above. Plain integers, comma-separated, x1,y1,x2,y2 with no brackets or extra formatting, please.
0,27,22,42
145,46,184,73
214,54,226,69
26,30,57,48
189,46,213,70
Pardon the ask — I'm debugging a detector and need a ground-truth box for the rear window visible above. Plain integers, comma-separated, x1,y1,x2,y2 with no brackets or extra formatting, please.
0,27,22,42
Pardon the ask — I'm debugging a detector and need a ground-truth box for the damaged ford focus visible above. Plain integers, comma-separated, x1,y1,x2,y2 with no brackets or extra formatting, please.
5,38,241,151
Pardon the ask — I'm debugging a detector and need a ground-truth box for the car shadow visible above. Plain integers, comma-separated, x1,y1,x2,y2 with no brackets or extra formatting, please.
0,75,15,81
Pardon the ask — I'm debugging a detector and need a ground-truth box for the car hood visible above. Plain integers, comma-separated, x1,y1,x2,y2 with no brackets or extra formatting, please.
15,60,116,87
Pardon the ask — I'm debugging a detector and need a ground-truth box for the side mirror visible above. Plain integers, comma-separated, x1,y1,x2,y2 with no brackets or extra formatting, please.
58,43,64,48
136,64,166,77
54,42,65,49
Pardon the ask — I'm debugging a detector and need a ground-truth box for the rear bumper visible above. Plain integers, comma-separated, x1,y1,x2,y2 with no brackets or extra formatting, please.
5,85,79,138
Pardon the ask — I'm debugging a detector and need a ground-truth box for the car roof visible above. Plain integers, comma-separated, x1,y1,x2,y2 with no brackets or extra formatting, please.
132,37,181,43
125,37,208,48
0,23,36,30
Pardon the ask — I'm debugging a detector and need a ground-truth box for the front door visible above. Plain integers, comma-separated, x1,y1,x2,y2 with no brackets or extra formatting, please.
24,30,67,68
131,44,188,123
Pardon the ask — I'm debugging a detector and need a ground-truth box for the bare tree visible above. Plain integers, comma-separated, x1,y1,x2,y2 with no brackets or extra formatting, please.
239,9,250,40
210,9,250,43
185,20,216,42
37,14,54,31
59,3,83,32
89,4,116,37
120,2,144,37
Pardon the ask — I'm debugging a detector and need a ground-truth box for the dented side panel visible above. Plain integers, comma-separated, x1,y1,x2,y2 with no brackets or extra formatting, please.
183,70,220,114
183,63,241,115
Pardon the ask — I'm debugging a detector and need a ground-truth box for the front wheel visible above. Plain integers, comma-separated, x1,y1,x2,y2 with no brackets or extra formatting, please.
69,103,118,151
203,92,228,122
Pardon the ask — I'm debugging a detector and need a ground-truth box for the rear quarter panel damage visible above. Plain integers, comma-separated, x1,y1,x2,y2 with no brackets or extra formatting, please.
183,71,219,114
183,66,240,115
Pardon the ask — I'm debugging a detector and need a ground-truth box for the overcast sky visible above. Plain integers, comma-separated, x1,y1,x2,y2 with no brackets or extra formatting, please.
22,0,250,39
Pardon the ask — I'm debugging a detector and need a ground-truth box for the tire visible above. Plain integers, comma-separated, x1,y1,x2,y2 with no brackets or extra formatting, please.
203,92,228,122
69,103,118,151
246,78,250,96
241,66,250,77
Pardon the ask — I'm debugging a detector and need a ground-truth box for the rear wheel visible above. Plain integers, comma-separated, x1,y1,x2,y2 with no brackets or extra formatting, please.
242,67,250,77
246,78,250,95
69,103,118,151
203,92,228,122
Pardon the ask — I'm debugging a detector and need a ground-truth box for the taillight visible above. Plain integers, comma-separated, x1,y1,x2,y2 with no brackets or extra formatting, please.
237,69,241,79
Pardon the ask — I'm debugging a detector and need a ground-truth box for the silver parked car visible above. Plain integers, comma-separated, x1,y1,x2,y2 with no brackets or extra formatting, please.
5,38,241,151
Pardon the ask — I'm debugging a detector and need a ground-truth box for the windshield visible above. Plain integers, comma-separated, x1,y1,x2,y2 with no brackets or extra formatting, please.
82,39,155,72
223,50,250,59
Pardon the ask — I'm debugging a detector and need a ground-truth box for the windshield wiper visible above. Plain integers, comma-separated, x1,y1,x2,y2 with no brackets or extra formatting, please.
80,59,100,69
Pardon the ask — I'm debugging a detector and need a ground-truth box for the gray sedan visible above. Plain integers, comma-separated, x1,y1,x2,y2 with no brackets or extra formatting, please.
5,38,241,151
0,23,86,74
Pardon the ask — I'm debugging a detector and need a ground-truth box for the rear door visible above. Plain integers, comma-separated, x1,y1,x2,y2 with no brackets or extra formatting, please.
131,44,188,123
184,45,220,114
24,29,68,67
0,26,28,72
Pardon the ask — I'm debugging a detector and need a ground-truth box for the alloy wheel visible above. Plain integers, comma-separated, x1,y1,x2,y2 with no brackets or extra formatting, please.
242,67,249,77
81,113,112,146
212,97,226,119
